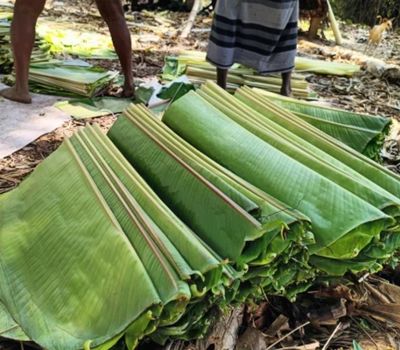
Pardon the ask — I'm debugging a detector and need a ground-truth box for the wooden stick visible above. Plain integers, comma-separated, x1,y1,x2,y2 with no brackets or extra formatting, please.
322,322,342,350
327,0,343,45
180,0,202,39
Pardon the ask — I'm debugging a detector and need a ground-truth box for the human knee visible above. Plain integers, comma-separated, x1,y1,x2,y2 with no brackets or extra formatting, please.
96,0,124,24
14,0,45,17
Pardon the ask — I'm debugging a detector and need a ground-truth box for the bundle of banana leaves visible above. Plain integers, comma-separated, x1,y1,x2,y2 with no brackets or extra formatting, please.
162,54,314,99
0,125,236,349
252,89,391,160
178,50,361,77
27,60,118,97
0,120,311,349
160,82,400,277
162,51,360,98
111,83,400,279
0,22,51,74
109,104,315,301
163,83,400,275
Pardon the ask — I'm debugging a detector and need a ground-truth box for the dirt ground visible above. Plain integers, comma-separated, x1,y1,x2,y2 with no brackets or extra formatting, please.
1,3,400,350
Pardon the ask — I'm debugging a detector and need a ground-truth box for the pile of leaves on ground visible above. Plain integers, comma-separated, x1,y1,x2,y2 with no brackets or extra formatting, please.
1,83,400,350
1,3,400,349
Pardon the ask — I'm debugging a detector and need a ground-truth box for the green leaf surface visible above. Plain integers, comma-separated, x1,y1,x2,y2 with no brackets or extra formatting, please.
55,97,134,119
253,89,391,159
108,112,264,263
162,90,392,262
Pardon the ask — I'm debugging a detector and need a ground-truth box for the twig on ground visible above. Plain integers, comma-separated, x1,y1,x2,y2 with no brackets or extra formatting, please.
266,322,311,350
322,322,342,350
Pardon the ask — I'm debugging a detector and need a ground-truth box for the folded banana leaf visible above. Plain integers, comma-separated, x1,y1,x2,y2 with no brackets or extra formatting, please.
109,104,315,300
235,86,400,268
197,83,400,215
252,89,391,160
235,87,400,200
28,60,118,98
162,87,400,275
108,111,267,265
0,125,229,349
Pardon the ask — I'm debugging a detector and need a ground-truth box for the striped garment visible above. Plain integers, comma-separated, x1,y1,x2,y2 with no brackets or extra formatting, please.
206,0,299,74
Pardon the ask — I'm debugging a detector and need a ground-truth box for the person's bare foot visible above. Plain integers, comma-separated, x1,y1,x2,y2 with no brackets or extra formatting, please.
0,87,32,104
122,82,135,98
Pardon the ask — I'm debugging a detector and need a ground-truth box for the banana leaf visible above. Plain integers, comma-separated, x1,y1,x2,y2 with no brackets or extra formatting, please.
162,90,395,269
0,142,164,349
0,302,29,341
197,83,400,216
235,87,400,201
55,97,134,119
233,86,400,268
197,82,400,270
110,105,314,301
252,89,391,160
0,126,228,349
28,61,118,98
110,104,314,299
108,112,267,264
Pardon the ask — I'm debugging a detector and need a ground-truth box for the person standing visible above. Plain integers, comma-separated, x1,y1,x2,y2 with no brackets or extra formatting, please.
0,0,134,104
207,0,299,96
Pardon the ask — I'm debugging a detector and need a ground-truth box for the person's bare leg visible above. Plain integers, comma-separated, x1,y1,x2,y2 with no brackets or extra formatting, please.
217,68,228,90
95,0,134,97
281,71,292,97
0,0,46,103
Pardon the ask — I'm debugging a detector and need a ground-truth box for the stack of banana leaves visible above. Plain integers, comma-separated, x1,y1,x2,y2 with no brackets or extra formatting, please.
162,53,314,99
1,82,400,350
173,50,361,77
0,121,311,349
0,125,235,349
252,89,391,161
157,82,400,277
26,60,118,97
162,51,361,98
0,22,51,74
